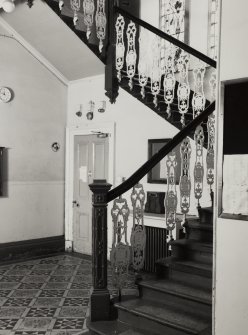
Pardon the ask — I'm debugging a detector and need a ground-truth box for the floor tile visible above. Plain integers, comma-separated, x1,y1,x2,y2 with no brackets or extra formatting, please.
52,318,84,330
66,290,90,298
48,277,71,283
0,319,19,330
33,298,62,308
26,308,57,318
58,307,87,318
22,277,48,283
39,290,65,298
6,270,32,276
0,307,26,319
18,318,53,331
4,298,33,307
13,331,47,335
0,290,12,297
18,283,44,290
0,277,24,283
12,265,35,270
63,298,89,307
44,283,68,290
11,290,40,298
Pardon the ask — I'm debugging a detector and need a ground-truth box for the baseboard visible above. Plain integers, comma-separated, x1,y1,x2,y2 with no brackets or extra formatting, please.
0,235,65,263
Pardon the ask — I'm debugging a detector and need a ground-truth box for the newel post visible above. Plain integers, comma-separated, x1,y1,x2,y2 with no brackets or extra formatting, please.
89,179,112,322
105,0,119,103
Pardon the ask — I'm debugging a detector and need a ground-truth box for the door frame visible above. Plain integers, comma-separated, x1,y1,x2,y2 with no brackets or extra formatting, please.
65,122,116,251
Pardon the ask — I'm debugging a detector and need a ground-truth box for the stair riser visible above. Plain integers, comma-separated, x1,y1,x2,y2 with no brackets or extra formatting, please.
198,208,213,224
171,245,213,264
187,228,213,243
118,309,194,335
141,287,211,316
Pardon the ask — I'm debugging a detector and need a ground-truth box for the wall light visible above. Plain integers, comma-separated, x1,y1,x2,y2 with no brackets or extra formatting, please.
0,0,15,13
86,101,95,120
98,100,106,113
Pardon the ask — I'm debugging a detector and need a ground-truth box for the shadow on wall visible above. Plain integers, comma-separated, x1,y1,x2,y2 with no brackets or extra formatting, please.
0,147,9,197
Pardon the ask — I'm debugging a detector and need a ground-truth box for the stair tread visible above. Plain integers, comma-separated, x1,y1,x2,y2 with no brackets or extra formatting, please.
140,278,212,304
116,298,210,334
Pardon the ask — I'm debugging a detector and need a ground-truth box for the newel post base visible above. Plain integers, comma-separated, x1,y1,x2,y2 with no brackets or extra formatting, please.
89,179,112,322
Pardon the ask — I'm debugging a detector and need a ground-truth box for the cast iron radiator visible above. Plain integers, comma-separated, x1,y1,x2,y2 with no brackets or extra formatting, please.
143,226,168,273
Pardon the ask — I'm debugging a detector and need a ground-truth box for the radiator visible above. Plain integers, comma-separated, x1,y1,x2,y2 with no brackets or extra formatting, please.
143,226,168,273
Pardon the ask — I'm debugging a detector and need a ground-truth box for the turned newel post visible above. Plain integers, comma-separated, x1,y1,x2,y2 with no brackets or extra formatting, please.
105,0,119,103
89,179,112,322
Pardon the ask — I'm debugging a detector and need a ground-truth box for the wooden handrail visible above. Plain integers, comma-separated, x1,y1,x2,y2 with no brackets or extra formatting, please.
114,6,217,69
107,101,215,202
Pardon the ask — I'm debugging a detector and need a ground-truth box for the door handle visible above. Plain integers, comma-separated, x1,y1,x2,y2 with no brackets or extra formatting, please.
72,200,80,208
88,171,93,177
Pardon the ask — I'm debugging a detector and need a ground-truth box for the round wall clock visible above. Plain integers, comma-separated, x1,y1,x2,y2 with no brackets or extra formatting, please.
0,87,12,103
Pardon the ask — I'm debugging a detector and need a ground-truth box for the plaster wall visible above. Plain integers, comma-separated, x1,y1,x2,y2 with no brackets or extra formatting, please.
215,1,248,334
0,30,66,242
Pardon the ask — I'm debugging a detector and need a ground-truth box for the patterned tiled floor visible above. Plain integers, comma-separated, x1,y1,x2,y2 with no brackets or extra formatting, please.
0,254,135,335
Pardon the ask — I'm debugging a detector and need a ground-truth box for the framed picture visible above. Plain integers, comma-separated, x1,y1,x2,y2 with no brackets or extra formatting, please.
147,139,181,184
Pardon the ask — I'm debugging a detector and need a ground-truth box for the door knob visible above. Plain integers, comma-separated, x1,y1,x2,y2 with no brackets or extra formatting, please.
72,200,80,208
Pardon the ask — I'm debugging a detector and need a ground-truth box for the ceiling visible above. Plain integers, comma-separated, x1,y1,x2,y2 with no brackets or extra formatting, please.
0,0,104,82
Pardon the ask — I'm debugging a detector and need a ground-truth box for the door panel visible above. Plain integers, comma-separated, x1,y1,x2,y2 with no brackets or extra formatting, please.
73,134,109,255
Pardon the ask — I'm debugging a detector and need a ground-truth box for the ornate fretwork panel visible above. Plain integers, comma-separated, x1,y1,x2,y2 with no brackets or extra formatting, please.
70,0,80,26
95,0,106,53
177,51,190,126
115,15,125,82
83,0,95,40
126,21,137,90
163,44,176,117
138,27,149,98
110,197,130,288
192,61,206,118
130,184,146,272
165,151,178,238
179,138,191,215
194,125,205,203
150,36,161,107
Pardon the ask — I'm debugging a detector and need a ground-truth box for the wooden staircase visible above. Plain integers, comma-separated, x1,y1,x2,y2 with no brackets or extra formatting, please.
85,206,213,335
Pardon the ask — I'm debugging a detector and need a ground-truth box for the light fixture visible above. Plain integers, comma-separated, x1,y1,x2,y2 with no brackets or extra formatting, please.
75,104,83,117
86,101,95,120
98,100,106,113
0,0,15,13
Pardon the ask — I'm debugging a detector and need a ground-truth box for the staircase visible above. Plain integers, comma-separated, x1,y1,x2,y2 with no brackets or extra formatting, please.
32,0,217,334
86,206,213,335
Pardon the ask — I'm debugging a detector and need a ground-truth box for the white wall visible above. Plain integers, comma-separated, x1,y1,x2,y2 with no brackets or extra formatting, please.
215,1,248,334
0,29,66,242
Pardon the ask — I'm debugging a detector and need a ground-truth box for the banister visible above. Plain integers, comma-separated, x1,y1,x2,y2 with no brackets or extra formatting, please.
114,6,217,69
107,101,215,202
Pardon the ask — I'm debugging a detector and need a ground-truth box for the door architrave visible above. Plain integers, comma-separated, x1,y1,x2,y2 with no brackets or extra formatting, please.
65,122,116,251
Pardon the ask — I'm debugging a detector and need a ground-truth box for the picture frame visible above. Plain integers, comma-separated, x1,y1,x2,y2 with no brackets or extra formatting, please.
147,138,181,184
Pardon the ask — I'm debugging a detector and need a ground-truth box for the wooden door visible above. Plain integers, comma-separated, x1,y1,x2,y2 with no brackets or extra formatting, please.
73,134,109,255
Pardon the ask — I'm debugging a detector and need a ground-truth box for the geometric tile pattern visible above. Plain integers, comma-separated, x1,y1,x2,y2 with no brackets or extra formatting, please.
0,254,137,335
0,254,136,335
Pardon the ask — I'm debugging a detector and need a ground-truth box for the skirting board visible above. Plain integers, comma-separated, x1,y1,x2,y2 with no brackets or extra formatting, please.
0,235,65,263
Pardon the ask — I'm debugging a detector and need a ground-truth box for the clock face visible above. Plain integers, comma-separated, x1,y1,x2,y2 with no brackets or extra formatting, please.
0,87,12,103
